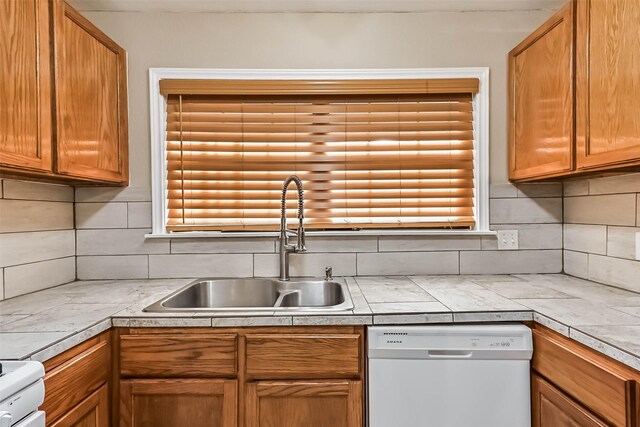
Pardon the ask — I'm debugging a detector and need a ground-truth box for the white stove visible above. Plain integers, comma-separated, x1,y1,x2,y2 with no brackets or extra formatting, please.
0,362,45,427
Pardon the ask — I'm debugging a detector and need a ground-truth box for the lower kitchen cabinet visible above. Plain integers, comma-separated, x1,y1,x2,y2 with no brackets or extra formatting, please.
532,374,606,427
42,331,111,427
50,384,109,427
245,380,363,427
119,379,237,427
116,326,364,427
531,324,640,427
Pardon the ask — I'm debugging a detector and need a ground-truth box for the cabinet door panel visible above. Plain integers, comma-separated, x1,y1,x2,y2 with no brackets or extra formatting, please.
0,0,52,172
42,338,110,424
53,0,128,183
576,0,640,169
532,374,607,427
49,384,109,427
120,379,237,427
509,3,574,181
246,380,362,427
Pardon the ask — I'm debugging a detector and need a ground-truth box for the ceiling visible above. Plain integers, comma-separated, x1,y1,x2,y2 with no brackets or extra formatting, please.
68,0,566,13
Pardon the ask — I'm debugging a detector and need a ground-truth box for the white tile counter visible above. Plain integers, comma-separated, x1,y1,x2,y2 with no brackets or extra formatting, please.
1,274,640,371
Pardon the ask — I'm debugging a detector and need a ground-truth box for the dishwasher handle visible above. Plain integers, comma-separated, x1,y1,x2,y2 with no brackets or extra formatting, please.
427,350,473,358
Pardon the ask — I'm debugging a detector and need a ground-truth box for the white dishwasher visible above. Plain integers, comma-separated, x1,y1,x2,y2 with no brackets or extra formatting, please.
368,324,532,427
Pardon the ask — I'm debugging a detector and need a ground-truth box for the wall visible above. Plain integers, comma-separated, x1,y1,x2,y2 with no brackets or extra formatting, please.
72,9,565,279
84,9,556,187
563,173,640,293
0,180,76,300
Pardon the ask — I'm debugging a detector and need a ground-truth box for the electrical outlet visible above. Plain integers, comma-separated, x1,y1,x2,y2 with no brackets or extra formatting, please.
636,232,640,261
497,230,519,250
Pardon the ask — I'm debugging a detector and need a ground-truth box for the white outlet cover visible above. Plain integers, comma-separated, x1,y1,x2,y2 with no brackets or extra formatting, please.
497,230,519,250
636,232,640,261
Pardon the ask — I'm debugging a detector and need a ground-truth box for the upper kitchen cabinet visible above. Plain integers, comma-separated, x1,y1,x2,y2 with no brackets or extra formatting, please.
52,0,129,184
509,0,640,182
509,3,574,181
0,0,53,173
575,0,640,170
0,0,128,185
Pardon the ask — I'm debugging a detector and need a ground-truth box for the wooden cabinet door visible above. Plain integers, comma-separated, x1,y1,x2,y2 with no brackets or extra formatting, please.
52,0,128,184
0,0,52,172
120,379,237,427
576,0,640,170
49,384,109,427
245,380,362,427
508,3,574,181
532,374,607,427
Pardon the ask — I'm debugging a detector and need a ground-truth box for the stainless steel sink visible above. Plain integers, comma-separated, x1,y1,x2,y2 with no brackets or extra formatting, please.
143,278,353,312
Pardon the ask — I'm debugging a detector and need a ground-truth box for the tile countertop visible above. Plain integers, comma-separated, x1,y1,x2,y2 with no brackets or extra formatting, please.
1,274,640,371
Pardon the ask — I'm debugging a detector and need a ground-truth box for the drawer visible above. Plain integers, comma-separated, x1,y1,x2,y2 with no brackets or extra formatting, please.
245,334,361,379
532,327,636,427
120,333,237,377
42,336,110,424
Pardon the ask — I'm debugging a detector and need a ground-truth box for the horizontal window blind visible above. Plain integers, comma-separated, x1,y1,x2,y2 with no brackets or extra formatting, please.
163,79,478,232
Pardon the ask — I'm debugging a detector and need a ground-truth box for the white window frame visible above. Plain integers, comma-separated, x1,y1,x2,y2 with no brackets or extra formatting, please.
148,68,491,238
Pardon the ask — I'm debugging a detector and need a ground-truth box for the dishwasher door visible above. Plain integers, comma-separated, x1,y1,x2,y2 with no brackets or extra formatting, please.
368,325,533,427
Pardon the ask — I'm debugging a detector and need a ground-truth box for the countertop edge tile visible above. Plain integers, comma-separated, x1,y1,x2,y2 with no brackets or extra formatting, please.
532,312,570,335
373,313,454,325
569,327,640,372
453,310,533,323
28,318,112,362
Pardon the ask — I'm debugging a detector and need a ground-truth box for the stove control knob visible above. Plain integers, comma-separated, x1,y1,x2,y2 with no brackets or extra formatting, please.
0,412,12,427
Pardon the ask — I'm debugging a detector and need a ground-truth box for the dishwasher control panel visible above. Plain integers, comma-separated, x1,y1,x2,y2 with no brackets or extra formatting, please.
368,325,533,360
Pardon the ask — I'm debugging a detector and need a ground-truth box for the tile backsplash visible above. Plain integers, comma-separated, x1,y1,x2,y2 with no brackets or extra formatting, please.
0,179,76,300
73,182,563,280
13,172,640,297
563,173,640,293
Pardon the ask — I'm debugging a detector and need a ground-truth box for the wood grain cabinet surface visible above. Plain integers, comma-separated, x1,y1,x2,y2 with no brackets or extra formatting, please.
49,384,110,427
245,380,363,427
119,379,237,427
575,0,640,171
119,333,237,378
52,0,128,184
42,332,111,427
245,334,361,379
532,374,607,427
0,0,53,173
509,2,574,181
531,325,640,427
115,326,364,427
0,0,128,185
509,0,640,181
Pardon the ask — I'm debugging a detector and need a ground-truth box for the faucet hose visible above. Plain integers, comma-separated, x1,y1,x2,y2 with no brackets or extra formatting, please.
281,175,304,219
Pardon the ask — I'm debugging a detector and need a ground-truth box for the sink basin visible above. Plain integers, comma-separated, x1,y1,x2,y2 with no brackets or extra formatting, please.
144,278,353,312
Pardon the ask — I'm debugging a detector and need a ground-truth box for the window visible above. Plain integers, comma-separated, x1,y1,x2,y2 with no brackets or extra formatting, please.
149,69,489,236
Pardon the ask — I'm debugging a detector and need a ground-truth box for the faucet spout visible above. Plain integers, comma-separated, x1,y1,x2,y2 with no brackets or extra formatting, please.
279,175,306,281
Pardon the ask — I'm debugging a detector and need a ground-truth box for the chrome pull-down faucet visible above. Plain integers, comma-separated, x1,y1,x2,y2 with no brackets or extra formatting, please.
279,175,306,281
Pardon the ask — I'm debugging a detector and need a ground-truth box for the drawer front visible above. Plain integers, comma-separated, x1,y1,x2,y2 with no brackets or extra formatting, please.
245,334,361,379
532,329,632,426
120,334,237,377
42,339,110,424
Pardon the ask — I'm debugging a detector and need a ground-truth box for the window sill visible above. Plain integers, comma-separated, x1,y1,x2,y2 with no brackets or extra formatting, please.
145,230,497,239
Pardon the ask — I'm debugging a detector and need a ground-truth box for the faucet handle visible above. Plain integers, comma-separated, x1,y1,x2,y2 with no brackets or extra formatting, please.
325,266,333,281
